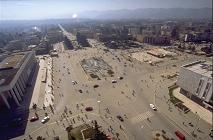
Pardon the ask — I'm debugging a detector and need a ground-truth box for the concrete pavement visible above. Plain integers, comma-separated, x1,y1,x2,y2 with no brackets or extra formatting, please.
173,87,212,124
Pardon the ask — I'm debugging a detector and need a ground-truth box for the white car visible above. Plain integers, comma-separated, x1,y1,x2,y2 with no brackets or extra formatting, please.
149,104,157,111
41,116,50,123
112,80,117,83
72,81,77,85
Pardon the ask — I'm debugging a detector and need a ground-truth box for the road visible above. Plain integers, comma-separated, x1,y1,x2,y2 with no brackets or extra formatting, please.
58,24,79,49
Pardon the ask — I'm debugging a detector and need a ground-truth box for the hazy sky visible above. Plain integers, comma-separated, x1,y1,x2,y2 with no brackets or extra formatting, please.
0,0,212,20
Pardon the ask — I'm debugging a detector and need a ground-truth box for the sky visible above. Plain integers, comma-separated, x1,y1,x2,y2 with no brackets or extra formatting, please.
0,0,212,20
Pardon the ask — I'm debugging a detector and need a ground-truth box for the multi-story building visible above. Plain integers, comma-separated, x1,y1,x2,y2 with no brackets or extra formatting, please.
177,60,213,109
0,51,38,109
136,35,171,46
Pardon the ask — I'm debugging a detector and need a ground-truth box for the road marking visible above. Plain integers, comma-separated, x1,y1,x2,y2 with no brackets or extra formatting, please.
160,112,196,140
131,111,153,124
155,99,196,140
142,119,154,131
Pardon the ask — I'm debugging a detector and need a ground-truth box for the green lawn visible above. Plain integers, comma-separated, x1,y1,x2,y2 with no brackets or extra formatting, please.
67,124,95,140
168,85,183,104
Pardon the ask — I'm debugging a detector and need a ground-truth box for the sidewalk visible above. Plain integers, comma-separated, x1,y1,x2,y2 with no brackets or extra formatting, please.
173,87,212,124
44,57,54,107
29,58,45,108
155,89,212,140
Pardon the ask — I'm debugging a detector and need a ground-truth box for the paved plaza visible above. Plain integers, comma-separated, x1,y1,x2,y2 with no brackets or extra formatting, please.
3,26,212,140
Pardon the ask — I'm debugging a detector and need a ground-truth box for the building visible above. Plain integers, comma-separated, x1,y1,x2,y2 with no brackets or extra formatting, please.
147,49,165,58
147,48,177,58
136,35,171,46
0,51,38,109
177,60,213,109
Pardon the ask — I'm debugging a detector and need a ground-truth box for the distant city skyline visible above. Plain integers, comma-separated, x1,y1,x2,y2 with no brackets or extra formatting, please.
0,0,212,20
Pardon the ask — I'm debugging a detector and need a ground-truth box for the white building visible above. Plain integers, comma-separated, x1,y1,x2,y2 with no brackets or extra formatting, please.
177,60,213,109
0,51,38,109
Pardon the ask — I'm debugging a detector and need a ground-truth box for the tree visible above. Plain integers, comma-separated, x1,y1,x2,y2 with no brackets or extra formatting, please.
93,122,108,140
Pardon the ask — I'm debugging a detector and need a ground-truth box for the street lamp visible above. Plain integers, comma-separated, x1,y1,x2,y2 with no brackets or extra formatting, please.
97,100,101,114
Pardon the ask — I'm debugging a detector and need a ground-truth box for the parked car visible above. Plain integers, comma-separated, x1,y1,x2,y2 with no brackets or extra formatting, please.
116,115,124,122
85,107,93,111
30,116,39,122
41,116,50,124
149,104,157,111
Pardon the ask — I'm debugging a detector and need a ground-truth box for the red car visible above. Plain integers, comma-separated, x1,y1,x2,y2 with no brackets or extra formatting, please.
85,107,93,111
175,130,185,140
30,116,39,122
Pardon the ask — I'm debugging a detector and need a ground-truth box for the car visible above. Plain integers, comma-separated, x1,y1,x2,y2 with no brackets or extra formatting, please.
78,89,83,93
118,76,123,80
106,134,113,140
209,129,213,138
175,130,185,140
41,116,50,124
54,136,60,140
93,84,99,88
112,80,117,83
10,118,23,127
30,116,39,122
150,104,157,111
85,107,93,111
72,81,77,85
116,115,124,122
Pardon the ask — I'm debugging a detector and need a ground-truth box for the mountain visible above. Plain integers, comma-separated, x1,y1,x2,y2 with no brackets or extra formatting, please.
78,8,212,20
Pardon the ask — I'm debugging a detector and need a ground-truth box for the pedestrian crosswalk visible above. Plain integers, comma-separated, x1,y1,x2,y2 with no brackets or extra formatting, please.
131,111,153,124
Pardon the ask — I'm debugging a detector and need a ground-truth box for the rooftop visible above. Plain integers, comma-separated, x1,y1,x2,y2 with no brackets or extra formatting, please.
0,54,25,69
182,60,213,78
0,52,30,87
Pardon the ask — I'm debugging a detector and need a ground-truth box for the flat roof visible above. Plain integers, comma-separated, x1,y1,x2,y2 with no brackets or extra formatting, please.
0,69,18,86
0,52,30,87
0,54,25,69
182,60,212,78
